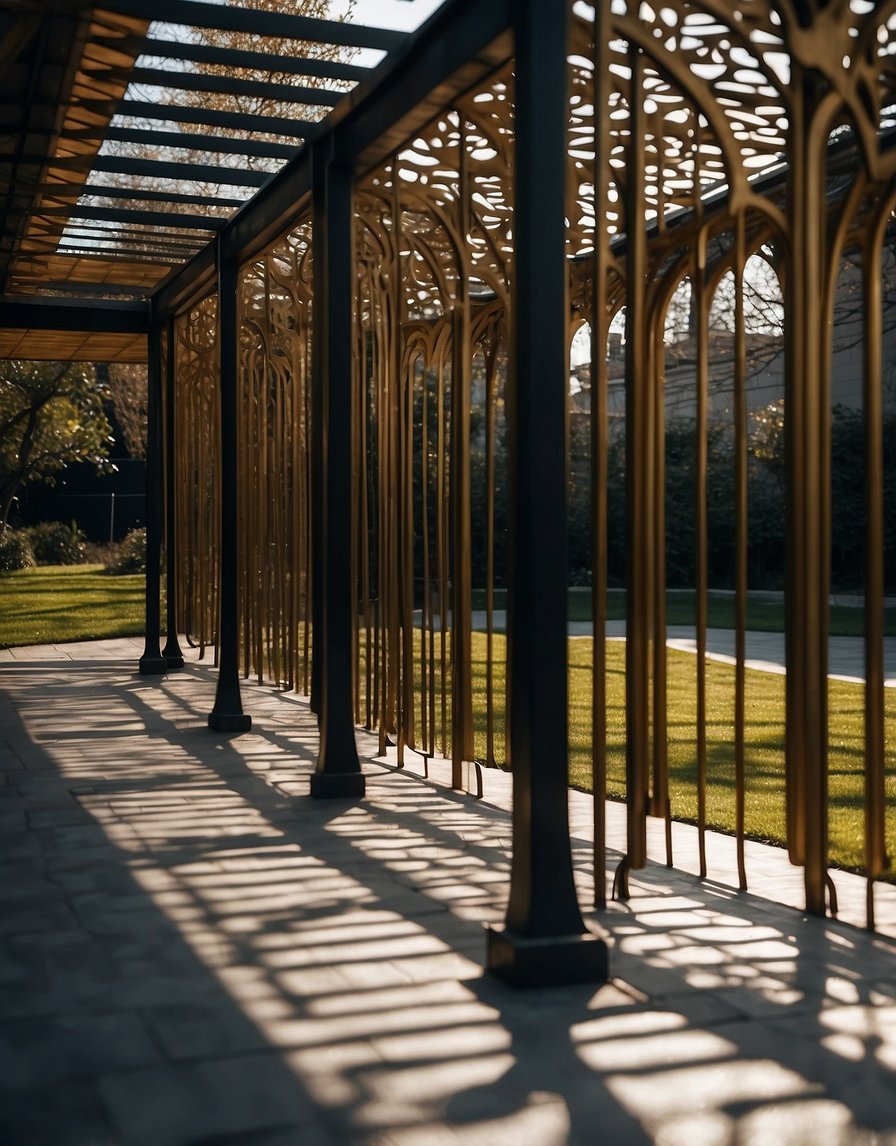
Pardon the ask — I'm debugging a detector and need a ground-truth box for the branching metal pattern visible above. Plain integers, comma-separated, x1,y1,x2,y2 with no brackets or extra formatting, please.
167,0,896,927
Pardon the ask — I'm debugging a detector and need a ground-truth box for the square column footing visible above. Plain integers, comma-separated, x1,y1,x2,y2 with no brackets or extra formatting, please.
138,657,168,675
310,772,366,800
208,713,252,733
486,926,608,988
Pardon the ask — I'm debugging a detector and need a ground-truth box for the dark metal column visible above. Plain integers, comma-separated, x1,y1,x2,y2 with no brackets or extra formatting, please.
486,0,607,987
310,140,364,799
138,316,168,675
208,242,252,733
784,74,829,915
162,315,184,669
309,148,325,718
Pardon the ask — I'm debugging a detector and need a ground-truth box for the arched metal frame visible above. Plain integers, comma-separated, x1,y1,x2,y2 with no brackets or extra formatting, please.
161,0,896,953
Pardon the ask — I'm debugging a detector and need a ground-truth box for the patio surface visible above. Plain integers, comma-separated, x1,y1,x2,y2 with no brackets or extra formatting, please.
1,638,895,1145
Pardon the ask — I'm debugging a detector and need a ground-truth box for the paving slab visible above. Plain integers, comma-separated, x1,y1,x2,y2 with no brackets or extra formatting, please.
0,638,894,1145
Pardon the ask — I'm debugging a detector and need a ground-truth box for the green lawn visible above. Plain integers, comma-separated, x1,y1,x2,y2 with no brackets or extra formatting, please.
472,587,895,636
6,570,891,874
0,565,145,648
379,629,893,873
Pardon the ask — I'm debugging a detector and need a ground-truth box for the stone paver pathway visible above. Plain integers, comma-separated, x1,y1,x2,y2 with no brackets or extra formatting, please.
1,639,895,1145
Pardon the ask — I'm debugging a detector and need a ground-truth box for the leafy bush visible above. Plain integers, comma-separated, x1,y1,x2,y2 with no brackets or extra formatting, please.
106,527,146,575
0,529,35,573
26,520,86,566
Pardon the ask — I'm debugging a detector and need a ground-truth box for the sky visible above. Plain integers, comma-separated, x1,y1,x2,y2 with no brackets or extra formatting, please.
327,0,447,31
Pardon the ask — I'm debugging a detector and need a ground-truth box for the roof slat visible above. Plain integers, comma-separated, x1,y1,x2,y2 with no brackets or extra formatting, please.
84,64,344,107
102,33,370,84
76,97,317,138
96,0,407,51
66,125,297,161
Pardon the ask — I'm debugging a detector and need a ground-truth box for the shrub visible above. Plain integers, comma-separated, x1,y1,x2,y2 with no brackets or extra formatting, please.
82,540,120,567
0,529,35,572
26,520,86,566
106,527,146,575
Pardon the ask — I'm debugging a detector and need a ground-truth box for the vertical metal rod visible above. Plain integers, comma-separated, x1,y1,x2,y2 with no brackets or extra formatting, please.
162,314,184,669
438,358,449,753
734,213,748,891
395,179,415,764
591,3,609,909
694,225,709,879
785,78,828,914
310,155,326,718
487,0,606,988
352,278,364,726
864,227,886,927
623,44,649,878
376,297,388,755
139,315,168,675
485,339,497,768
451,124,474,784
385,255,401,746
311,140,365,799
649,308,671,867
209,244,252,733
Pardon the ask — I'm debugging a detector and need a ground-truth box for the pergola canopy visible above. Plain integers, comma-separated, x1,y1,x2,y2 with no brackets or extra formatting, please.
1,0,512,360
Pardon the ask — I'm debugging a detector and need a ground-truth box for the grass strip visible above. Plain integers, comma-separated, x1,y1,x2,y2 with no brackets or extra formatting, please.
0,565,146,649
369,629,895,873
471,587,896,636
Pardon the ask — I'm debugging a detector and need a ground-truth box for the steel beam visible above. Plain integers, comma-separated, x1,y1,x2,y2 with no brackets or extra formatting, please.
85,65,344,108
77,99,317,139
28,203,225,232
138,317,168,676
0,295,148,333
43,154,269,188
331,0,513,172
19,182,246,210
309,138,364,800
96,33,370,84
486,0,607,989
97,0,406,51
208,241,251,732
162,313,184,670
65,126,296,162
153,0,511,318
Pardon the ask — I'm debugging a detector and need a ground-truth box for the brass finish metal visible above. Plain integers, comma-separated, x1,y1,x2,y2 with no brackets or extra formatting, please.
237,218,315,696
352,70,512,791
159,0,896,932
173,295,220,661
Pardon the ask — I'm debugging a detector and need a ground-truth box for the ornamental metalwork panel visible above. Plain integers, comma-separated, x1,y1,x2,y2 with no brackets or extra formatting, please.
173,293,220,660
353,67,514,789
161,0,896,930
238,218,315,695
572,0,896,923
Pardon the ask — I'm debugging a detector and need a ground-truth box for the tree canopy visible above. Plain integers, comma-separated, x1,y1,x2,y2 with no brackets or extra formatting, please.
0,360,114,529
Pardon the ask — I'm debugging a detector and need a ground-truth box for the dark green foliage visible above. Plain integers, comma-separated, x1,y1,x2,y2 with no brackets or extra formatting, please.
0,529,35,573
105,527,146,575
25,520,86,566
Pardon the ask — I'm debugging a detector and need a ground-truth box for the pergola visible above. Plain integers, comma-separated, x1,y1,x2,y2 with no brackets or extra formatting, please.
3,0,895,986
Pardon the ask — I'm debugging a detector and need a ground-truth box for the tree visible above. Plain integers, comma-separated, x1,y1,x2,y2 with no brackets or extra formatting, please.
106,363,148,458
0,361,114,529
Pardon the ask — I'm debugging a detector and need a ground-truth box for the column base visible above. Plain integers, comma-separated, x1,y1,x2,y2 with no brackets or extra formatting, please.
310,771,366,800
208,712,252,733
163,644,184,669
138,656,168,675
486,926,609,989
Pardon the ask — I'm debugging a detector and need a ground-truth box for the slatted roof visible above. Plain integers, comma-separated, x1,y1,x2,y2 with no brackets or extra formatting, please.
0,0,422,358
